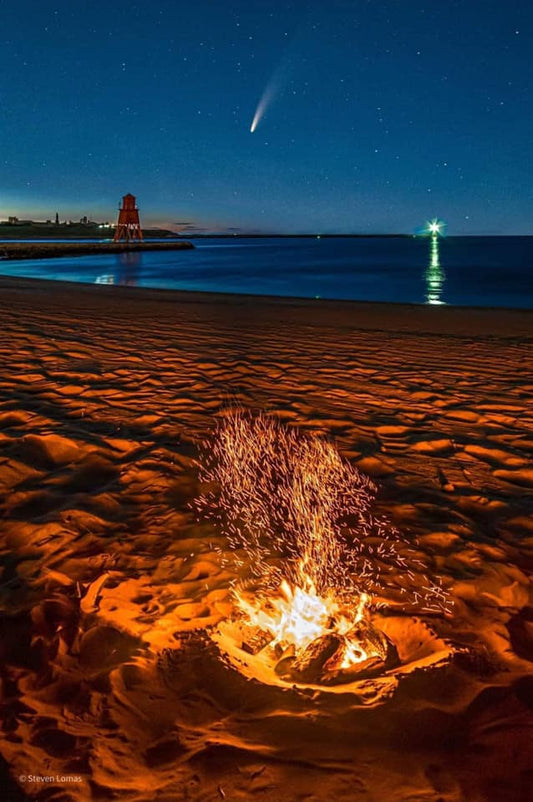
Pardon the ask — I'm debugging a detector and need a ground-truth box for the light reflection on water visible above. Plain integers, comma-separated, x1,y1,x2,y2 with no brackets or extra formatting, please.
425,234,445,305
1,236,531,309
95,252,141,286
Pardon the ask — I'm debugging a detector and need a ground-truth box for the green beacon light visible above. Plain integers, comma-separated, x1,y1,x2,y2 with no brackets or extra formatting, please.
427,218,445,236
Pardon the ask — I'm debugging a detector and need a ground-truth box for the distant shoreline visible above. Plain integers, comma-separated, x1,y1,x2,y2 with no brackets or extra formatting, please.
183,233,532,239
0,241,194,261
0,223,177,241
187,233,413,239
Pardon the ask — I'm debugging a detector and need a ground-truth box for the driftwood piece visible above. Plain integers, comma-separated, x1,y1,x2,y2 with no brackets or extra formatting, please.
273,622,399,685
241,627,272,655
344,621,390,662
322,625,400,685
286,633,343,682
274,655,296,678
321,654,385,685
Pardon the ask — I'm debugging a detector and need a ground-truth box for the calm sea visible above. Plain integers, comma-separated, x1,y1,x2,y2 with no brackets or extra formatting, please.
1,236,532,309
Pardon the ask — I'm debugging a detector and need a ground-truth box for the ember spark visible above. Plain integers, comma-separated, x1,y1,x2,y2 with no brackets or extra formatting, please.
196,412,448,608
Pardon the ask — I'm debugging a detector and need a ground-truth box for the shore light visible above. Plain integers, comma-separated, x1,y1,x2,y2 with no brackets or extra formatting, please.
427,219,445,236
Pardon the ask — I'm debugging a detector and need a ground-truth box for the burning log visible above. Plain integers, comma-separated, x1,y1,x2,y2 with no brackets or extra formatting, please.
235,581,400,686
273,643,297,677
272,621,399,686
277,633,343,683
323,623,400,685
344,621,391,662
240,626,272,656
274,655,296,678
321,654,386,685
273,643,295,660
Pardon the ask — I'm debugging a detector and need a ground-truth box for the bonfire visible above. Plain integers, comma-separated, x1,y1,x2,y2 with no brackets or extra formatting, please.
194,411,450,687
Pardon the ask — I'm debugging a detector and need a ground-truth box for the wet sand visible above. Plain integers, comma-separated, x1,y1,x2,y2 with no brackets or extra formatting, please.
0,275,532,801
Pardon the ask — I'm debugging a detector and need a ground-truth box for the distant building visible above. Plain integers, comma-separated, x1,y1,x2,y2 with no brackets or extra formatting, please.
7,217,32,225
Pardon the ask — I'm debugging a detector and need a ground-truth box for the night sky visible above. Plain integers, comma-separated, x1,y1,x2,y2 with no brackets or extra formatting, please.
1,1,531,234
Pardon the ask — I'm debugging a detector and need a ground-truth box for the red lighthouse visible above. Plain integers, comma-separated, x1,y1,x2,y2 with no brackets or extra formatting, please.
114,193,143,242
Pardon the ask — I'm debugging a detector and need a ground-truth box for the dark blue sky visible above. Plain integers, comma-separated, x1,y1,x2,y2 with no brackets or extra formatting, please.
1,1,531,234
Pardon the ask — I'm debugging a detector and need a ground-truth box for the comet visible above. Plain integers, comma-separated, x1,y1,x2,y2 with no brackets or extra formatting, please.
250,33,298,134
250,75,281,133
249,15,314,134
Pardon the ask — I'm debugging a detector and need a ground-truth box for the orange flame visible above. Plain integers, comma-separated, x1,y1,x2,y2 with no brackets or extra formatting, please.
235,579,372,667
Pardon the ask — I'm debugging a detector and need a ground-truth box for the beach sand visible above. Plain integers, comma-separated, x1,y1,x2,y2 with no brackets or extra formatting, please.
0,275,532,801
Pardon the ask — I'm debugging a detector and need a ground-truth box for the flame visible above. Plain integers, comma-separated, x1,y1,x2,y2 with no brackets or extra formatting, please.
235,578,372,668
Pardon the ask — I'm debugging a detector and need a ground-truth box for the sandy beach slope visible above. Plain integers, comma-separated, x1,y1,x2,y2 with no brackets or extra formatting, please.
0,276,532,801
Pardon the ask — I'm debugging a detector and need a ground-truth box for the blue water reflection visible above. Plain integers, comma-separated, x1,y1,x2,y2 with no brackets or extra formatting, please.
1,236,531,309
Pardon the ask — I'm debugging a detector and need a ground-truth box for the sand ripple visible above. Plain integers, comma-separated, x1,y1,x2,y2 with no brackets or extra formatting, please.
0,279,532,801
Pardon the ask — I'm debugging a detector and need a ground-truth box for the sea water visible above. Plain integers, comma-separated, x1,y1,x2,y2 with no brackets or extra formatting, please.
1,236,531,309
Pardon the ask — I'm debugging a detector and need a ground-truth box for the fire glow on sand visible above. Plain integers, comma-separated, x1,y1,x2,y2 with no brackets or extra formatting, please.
194,412,453,690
